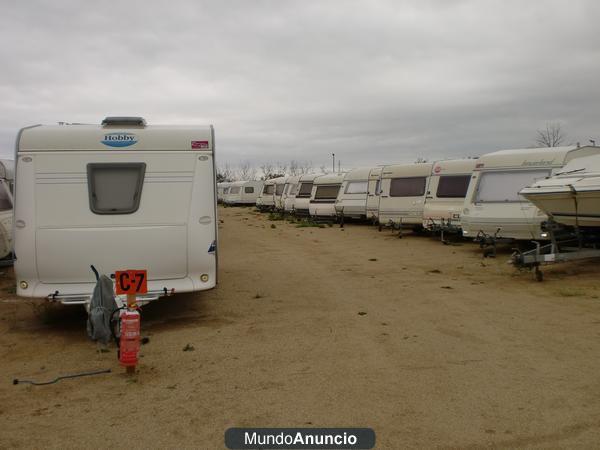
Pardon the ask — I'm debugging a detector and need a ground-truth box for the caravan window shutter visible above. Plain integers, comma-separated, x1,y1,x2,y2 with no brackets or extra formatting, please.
87,163,146,214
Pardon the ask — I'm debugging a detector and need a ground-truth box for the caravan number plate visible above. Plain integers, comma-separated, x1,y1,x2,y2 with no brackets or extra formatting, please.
115,270,148,295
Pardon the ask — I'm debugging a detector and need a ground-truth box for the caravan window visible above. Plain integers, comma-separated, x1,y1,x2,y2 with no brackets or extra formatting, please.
275,184,285,195
244,186,254,194
289,184,299,196
436,175,471,198
315,184,341,200
475,169,551,203
297,182,313,198
230,186,241,194
0,181,12,211
389,177,426,197
87,163,146,215
263,184,274,195
345,181,368,194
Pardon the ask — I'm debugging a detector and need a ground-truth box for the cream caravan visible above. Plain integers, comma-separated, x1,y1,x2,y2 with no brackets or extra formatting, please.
217,181,231,203
366,166,383,223
378,162,434,228
461,146,600,242
14,117,218,303
256,178,276,211
282,176,300,213
0,160,14,261
294,173,318,216
273,176,288,211
335,167,371,220
223,180,263,205
309,173,345,220
422,159,477,231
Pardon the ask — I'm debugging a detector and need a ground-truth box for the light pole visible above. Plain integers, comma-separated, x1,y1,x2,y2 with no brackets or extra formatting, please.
332,153,335,173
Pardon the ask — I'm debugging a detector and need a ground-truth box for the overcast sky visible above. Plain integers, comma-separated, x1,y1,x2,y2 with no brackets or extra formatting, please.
1,0,599,170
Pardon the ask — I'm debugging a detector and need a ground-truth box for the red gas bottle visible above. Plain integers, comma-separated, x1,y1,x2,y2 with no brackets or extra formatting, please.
119,309,140,369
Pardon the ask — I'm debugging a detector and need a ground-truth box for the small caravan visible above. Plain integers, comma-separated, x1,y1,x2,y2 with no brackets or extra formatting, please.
422,159,477,231
217,182,231,203
273,176,288,211
309,172,345,220
335,167,371,220
366,166,383,223
223,180,264,205
0,159,14,261
256,178,276,211
378,162,434,228
282,176,300,213
14,117,218,303
293,173,319,216
461,146,600,241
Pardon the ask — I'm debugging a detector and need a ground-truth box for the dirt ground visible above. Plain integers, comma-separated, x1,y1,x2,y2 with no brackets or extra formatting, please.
1,206,600,449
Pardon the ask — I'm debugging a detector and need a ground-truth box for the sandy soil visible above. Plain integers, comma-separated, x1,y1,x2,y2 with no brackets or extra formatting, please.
1,206,600,449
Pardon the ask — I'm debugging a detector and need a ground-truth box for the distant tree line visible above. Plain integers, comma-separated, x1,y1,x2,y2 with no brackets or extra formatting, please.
217,160,316,182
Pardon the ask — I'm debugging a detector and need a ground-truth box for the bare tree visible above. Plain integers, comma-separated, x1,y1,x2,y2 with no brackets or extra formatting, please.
289,160,299,176
237,161,256,181
319,164,329,174
299,160,314,174
535,122,566,148
275,161,288,176
260,163,275,180
218,163,234,182
415,157,428,163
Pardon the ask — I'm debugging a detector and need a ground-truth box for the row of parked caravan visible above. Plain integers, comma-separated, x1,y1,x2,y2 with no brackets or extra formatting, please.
218,145,600,246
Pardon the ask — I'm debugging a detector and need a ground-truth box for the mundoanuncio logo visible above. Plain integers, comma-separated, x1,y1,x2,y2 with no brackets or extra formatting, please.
101,132,137,147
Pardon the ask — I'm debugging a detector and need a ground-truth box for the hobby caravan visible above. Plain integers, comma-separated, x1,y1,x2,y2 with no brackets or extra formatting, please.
14,117,218,303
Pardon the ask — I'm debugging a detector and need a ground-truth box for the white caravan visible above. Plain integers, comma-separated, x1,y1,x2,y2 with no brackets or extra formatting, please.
366,166,383,223
256,178,276,211
378,162,434,228
273,176,288,211
294,174,318,216
461,146,600,241
422,159,477,231
282,175,300,213
309,173,345,220
335,167,371,220
0,159,14,261
224,180,263,205
14,117,218,303
217,182,232,203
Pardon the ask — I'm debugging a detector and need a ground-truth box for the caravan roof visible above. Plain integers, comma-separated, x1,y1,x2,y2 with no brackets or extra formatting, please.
382,162,433,178
343,167,371,181
431,159,476,175
473,146,582,170
18,124,214,152
314,173,345,184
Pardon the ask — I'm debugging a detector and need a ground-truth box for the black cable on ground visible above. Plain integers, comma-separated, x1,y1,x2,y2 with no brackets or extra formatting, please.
13,368,111,386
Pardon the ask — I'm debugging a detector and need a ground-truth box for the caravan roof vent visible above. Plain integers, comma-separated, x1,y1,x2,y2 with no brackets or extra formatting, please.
102,117,147,127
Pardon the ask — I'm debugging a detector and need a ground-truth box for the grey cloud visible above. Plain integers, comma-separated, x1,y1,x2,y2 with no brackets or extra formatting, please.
1,0,598,170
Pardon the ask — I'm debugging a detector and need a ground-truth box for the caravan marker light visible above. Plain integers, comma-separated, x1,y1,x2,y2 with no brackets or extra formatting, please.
101,132,138,148
200,274,209,283
19,281,28,289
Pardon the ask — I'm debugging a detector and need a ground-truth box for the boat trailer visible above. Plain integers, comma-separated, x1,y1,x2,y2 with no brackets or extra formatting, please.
511,221,600,281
